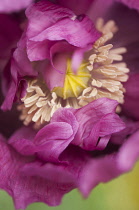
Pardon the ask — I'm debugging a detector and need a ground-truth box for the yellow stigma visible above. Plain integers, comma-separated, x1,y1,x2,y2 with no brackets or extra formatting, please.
53,59,91,99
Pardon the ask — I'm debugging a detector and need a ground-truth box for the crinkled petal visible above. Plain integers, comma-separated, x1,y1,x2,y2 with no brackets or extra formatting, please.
83,113,124,150
35,109,78,162
26,0,74,38
9,110,78,162
34,122,75,162
30,16,100,48
1,44,37,111
0,134,75,209
26,1,100,63
71,98,125,150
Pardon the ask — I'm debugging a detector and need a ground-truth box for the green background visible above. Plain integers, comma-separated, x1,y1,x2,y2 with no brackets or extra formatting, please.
0,162,139,210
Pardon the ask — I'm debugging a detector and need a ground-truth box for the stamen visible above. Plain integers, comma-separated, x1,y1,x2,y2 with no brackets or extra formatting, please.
78,18,129,106
17,80,61,128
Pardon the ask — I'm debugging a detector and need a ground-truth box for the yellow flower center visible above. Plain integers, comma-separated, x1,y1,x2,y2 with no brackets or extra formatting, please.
52,59,91,99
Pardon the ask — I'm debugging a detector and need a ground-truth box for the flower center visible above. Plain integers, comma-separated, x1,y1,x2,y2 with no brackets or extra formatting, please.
52,59,91,99
18,18,129,128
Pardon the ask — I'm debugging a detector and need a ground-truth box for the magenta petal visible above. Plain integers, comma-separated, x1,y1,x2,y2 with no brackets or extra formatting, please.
26,39,53,61
122,73,139,120
72,98,125,150
44,42,77,89
116,0,139,10
57,0,95,15
1,80,17,110
1,48,36,111
26,0,74,38
111,120,139,145
117,130,139,171
0,14,21,70
9,127,36,155
1,59,18,110
71,49,85,73
0,134,11,192
51,108,79,135
78,154,121,197
83,113,125,150
0,135,74,209
79,130,139,197
8,122,74,161
99,113,125,135
87,0,114,21
25,0,100,64
43,60,65,90
30,16,100,48
13,47,37,77
22,161,76,184
96,135,111,150
0,0,33,13
35,122,73,145
34,109,78,162
10,138,36,156
8,109,78,162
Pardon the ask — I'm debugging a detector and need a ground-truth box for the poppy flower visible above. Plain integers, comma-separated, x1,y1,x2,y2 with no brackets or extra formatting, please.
1,0,139,209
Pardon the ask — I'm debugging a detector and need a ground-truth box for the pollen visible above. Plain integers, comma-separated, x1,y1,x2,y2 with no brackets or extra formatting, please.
18,18,129,128
53,59,91,99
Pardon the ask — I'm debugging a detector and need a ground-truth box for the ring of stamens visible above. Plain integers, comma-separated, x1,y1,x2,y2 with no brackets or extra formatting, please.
18,18,129,128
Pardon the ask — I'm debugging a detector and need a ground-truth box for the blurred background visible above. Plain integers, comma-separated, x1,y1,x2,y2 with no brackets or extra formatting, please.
0,162,139,210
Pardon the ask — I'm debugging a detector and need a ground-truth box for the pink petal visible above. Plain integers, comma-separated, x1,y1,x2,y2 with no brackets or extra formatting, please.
26,0,74,38
0,134,75,209
111,119,139,144
30,16,100,48
26,39,53,61
117,130,139,171
9,127,36,155
72,98,125,150
0,0,33,13
57,0,95,15
87,0,114,21
122,73,139,120
78,130,139,197
34,122,74,162
22,161,77,184
116,0,139,10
